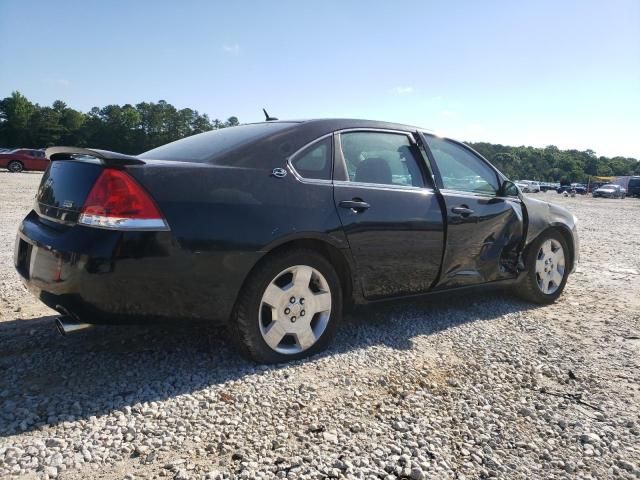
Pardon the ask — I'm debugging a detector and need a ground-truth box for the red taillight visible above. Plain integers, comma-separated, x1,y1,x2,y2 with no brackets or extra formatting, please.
78,169,169,230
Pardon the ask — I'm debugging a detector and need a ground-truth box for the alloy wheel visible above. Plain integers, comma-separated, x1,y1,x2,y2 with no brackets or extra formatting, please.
258,265,332,354
535,239,565,294
8,161,23,173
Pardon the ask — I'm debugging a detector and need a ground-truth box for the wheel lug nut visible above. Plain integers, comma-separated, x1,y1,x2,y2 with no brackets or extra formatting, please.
300,310,305,317
291,316,297,323
284,308,290,314
290,297,295,303
300,298,305,305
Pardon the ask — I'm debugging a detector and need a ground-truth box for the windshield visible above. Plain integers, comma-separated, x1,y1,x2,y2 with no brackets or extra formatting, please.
138,122,298,163
601,184,617,189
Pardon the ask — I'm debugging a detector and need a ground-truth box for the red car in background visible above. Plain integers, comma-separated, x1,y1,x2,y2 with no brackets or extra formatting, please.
0,149,49,172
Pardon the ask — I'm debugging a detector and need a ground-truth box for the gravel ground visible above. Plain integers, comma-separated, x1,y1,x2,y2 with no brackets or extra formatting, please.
0,170,639,480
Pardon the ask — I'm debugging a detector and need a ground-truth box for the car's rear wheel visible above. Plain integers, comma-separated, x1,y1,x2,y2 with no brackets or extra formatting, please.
515,230,570,304
229,249,342,363
8,160,24,173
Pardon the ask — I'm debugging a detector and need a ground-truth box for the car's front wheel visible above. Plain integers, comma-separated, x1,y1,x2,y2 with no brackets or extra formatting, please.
230,249,342,363
515,230,570,304
7,160,24,173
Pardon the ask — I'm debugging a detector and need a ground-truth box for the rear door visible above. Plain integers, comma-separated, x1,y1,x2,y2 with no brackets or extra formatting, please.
333,129,444,299
419,134,524,288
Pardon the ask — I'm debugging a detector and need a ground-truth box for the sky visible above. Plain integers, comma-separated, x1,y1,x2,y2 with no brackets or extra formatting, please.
1,0,639,158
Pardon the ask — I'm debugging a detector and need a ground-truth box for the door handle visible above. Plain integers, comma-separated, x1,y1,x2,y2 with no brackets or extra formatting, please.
339,199,370,212
451,206,474,216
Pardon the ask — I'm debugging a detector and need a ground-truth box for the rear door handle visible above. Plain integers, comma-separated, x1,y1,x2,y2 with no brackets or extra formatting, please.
339,199,370,212
451,206,474,216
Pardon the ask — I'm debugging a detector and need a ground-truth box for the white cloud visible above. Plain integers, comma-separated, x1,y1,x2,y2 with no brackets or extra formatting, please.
391,86,414,95
222,44,240,55
440,109,457,118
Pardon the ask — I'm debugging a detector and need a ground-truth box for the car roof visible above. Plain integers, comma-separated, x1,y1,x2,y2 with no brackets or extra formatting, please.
142,118,471,168
246,118,436,135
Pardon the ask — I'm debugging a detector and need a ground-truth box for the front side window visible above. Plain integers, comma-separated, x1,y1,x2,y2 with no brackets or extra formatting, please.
424,135,499,195
339,131,424,187
290,136,332,180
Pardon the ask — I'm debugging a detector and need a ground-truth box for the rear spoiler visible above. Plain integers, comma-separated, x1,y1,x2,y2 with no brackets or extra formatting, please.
45,147,145,166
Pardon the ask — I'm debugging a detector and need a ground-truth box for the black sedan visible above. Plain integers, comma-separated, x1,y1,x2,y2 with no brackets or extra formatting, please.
14,119,579,363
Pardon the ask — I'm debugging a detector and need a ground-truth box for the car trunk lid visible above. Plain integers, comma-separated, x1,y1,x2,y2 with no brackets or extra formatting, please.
36,159,104,224
36,147,158,228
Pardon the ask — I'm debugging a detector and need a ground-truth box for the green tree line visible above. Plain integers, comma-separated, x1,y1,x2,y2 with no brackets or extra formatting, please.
468,142,639,183
1,91,638,181
0,91,238,155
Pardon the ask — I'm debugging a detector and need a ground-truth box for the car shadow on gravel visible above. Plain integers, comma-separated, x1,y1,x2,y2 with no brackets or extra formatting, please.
0,287,538,437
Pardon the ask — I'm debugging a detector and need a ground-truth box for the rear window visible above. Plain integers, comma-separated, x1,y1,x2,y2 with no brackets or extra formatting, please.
139,122,298,163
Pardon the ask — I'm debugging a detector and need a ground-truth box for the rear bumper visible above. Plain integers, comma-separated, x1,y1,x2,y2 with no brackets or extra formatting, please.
14,210,257,325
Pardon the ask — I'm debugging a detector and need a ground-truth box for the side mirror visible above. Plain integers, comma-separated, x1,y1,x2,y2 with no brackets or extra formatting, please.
500,180,520,197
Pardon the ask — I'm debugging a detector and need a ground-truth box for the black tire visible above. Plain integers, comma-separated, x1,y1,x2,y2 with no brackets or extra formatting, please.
7,160,23,173
515,229,570,304
229,249,343,363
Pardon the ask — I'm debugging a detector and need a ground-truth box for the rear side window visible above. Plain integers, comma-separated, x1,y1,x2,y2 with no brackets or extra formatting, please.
290,137,332,180
339,131,425,187
139,122,298,162
424,135,499,195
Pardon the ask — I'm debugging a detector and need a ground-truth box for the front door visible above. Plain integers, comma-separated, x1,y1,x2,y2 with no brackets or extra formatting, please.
33,150,49,170
333,130,445,299
420,134,524,288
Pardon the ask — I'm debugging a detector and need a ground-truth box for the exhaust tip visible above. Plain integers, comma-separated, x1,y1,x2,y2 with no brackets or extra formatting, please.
54,307,92,335
55,317,67,336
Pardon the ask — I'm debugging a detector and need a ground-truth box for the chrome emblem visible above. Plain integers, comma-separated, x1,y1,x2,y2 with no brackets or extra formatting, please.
272,168,287,178
62,200,74,208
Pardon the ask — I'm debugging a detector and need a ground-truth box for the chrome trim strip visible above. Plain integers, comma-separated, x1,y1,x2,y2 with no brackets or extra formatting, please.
334,180,435,194
34,202,78,226
78,214,170,231
439,188,521,202
336,127,417,137
286,133,334,185
439,188,497,199
287,132,334,160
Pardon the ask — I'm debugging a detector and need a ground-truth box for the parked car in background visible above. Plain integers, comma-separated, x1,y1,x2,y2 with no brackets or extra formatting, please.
539,182,559,192
557,184,587,195
627,176,640,198
0,148,49,172
587,182,606,193
593,184,626,198
14,119,579,363
515,180,540,193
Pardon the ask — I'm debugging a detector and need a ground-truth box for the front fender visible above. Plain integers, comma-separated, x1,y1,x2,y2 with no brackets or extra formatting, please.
521,197,579,272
